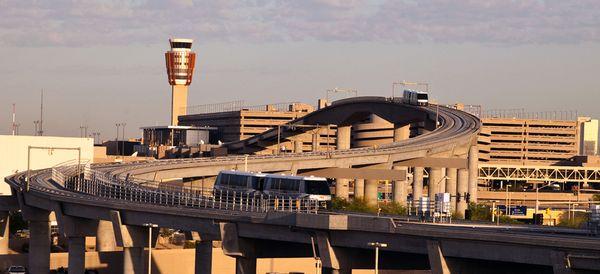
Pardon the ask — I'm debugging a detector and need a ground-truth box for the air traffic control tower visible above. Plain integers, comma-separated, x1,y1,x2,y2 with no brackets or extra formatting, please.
165,38,196,126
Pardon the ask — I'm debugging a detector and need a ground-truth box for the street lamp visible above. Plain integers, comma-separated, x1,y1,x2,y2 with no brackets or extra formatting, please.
368,242,388,274
142,223,158,274
535,182,556,214
121,123,127,157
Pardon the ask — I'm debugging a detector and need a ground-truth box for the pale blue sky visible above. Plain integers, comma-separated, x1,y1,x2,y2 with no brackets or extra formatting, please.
1,0,599,139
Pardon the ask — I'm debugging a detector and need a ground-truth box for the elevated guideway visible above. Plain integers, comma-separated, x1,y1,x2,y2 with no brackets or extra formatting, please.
9,97,600,273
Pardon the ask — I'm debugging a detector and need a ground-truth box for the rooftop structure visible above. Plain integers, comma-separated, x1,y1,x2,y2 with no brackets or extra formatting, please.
165,38,196,126
179,101,328,154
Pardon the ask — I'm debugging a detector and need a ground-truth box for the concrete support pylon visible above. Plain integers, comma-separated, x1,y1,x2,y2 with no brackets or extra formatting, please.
364,179,379,206
354,179,364,199
445,168,458,213
336,125,351,151
426,240,450,274
96,219,117,251
335,178,350,200
392,166,408,204
294,140,303,153
456,168,469,218
393,124,410,142
312,130,320,152
110,210,157,274
235,257,257,274
68,236,86,274
29,218,51,274
468,145,479,203
0,211,10,254
412,167,424,206
438,168,446,193
123,246,144,274
429,167,443,202
195,240,213,274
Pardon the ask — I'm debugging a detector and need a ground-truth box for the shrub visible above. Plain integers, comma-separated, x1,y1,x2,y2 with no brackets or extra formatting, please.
468,202,492,221
331,197,409,215
498,215,521,224
557,211,589,228
379,201,407,215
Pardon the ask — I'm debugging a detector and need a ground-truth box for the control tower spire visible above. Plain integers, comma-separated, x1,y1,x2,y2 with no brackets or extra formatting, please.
165,38,196,126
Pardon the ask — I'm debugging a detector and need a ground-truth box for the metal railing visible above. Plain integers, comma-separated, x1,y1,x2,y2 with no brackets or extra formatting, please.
51,163,321,214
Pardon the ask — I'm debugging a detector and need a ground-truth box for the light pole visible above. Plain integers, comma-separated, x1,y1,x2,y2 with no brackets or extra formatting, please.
121,123,127,157
115,123,121,155
368,242,387,274
143,223,158,274
535,182,555,214
505,184,512,216
34,121,40,136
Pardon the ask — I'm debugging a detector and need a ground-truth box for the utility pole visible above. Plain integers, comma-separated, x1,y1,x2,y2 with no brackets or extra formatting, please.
11,103,16,135
38,89,44,136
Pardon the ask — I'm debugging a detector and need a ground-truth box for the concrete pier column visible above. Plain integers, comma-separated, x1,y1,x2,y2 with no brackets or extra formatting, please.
445,168,458,212
438,168,446,193
428,167,443,202
96,220,117,251
68,236,86,274
123,246,144,274
235,256,257,274
335,178,350,200
392,166,408,204
336,126,351,150
29,219,51,274
364,179,379,206
426,240,450,274
456,169,469,218
354,179,364,199
0,212,10,254
294,140,303,153
468,146,479,203
312,131,320,152
195,240,213,274
393,124,410,142
412,167,424,206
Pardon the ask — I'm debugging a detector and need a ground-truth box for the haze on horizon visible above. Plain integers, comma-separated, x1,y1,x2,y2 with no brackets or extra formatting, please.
1,0,599,139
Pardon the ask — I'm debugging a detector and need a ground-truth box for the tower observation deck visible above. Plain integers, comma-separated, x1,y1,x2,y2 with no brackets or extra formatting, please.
165,38,196,126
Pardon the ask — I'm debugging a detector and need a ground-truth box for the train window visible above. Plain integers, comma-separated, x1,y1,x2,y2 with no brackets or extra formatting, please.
305,180,331,195
417,94,428,100
229,175,247,188
280,179,300,191
252,177,265,191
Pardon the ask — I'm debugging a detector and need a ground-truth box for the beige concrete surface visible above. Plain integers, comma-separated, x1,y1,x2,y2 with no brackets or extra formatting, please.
0,135,94,195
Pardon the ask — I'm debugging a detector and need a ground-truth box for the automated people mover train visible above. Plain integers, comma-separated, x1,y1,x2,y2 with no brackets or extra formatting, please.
403,89,429,106
214,170,332,205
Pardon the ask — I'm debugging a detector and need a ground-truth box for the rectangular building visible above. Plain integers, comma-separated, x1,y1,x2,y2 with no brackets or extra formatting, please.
479,118,579,165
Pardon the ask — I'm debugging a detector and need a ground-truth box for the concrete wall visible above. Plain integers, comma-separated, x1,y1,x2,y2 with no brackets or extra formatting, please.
0,135,94,195
0,249,319,274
